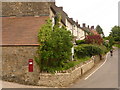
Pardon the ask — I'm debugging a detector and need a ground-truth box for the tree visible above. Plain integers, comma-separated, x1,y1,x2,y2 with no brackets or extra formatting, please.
109,36,114,48
96,25,105,37
109,26,120,42
85,35,103,45
37,17,73,72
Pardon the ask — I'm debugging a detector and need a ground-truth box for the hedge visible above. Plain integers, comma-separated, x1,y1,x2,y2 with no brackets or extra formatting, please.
75,40,86,45
74,44,107,59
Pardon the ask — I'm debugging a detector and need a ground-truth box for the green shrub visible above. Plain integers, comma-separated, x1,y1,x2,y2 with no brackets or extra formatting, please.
97,44,108,54
103,41,109,48
74,44,103,58
103,41,111,49
37,18,73,73
114,44,120,48
75,40,85,45
114,36,120,42
109,36,114,48
62,56,90,70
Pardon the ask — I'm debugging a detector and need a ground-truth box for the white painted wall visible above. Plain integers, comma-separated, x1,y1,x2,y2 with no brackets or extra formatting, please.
77,28,85,40
66,19,73,34
73,25,77,37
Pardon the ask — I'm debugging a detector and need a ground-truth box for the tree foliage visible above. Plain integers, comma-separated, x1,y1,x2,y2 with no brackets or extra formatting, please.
109,26,120,42
96,25,105,37
108,36,114,48
74,44,104,58
75,40,86,45
37,17,73,72
85,35,103,45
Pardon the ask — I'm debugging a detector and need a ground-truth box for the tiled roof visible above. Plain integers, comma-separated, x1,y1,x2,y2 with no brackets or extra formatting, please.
68,18,75,25
2,16,49,45
50,4,67,26
90,29,99,35
50,4,81,27
81,27,90,33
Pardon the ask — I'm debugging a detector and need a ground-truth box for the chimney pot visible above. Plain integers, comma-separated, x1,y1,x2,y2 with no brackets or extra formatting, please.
88,25,89,29
76,20,78,23
91,26,94,29
70,18,73,21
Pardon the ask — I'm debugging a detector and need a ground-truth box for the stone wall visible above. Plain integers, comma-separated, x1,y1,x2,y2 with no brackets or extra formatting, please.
2,46,40,85
37,55,106,87
81,60,94,74
38,57,95,87
2,2,55,16
38,63,83,87
94,54,106,64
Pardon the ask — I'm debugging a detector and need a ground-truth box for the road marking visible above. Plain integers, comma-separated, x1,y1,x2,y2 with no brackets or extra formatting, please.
84,53,109,80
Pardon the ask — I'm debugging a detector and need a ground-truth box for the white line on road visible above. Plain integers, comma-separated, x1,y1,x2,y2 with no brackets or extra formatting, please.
84,52,109,80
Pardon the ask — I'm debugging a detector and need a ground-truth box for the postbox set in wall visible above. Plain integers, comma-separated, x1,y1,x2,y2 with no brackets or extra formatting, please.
28,59,33,72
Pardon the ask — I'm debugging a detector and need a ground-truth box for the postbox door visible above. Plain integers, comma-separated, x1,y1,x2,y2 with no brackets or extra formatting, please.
29,59,33,72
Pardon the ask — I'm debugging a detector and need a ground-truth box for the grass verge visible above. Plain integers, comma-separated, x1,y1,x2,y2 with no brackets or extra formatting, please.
113,44,120,48
62,56,91,70
42,56,91,73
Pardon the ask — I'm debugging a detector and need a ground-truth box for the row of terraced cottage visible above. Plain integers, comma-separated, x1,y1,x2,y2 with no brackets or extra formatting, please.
2,1,99,83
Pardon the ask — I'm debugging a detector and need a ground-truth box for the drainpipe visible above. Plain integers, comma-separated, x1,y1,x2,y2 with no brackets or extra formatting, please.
71,24,75,61
71,46,74,61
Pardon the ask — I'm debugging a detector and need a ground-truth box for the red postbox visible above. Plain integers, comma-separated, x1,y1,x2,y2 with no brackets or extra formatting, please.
28,59,33,72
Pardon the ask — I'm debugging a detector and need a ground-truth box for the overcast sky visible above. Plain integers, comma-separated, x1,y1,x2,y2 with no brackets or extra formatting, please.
56,0,119,36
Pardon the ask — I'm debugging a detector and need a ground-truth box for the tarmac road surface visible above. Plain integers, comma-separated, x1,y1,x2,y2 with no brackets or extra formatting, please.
70,48,119,88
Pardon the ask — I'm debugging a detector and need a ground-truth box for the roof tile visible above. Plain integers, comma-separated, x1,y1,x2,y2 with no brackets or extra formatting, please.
2,16,49,45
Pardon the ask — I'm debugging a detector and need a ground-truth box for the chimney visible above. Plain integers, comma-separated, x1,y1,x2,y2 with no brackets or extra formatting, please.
88,25,89,29
82,23,86,27
91,26,94,30
76,20,78,23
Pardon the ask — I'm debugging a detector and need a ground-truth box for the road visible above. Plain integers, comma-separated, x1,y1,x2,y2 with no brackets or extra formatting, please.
70,48,119,88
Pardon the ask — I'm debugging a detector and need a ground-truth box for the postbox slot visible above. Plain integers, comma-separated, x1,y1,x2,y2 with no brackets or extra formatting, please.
29,62,33,64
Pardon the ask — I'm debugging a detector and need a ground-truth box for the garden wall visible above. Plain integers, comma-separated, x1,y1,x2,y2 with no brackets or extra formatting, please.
94,54,106,64
38,55,105,87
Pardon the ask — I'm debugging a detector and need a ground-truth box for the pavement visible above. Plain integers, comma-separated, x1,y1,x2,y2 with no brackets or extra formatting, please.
1,80,47,88
69,48,119,88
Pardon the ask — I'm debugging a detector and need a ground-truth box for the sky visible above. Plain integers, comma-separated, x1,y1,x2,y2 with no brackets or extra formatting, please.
56,0,119,36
